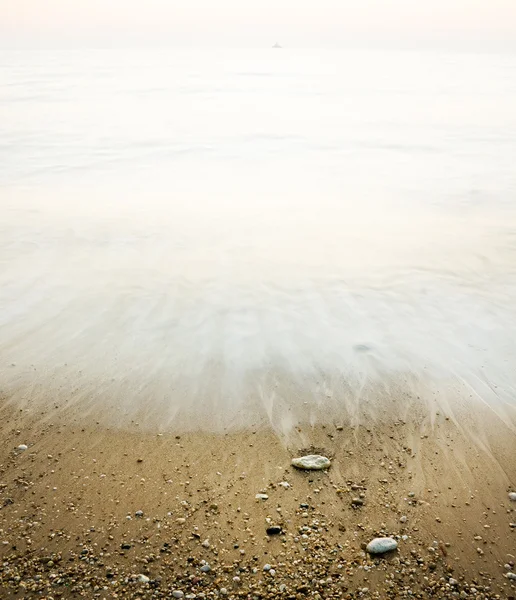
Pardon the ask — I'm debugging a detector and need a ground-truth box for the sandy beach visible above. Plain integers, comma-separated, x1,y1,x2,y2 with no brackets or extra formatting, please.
1,393,516,600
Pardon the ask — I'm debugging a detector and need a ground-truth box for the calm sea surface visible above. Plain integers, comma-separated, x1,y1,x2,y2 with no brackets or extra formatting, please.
1,48,516,430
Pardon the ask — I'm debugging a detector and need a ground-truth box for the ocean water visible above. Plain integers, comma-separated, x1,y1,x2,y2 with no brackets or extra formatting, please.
1,48,516,432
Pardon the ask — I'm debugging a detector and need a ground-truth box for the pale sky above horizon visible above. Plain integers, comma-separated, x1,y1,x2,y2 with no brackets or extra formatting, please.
2,0,516,49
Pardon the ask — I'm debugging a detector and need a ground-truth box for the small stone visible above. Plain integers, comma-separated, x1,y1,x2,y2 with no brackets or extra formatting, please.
135,510,144,517
292,455,331,470
121,543,132,550
255,493,269,500
138,574,150,583
278,481,290,488
509,492,516,502
400,515,407,523
508,572,516,580
351,497,364,507
366,537,398,555
172,591,184,599
266,526,283,535
16,444,28,452
263,563,272,571
200,564,211,573
202,539,210,548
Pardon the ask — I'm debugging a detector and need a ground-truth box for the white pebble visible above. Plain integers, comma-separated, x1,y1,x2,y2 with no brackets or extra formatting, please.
509,492,516,502
366,537,398,554
291,455,331,470
138,574,150,583
172,591,184,598
16,444,28,452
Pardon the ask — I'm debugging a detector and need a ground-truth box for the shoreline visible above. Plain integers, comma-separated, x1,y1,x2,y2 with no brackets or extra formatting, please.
1,398,516,599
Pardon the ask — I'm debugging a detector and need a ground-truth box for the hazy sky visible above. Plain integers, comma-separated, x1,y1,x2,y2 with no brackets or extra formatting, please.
2,0,516,48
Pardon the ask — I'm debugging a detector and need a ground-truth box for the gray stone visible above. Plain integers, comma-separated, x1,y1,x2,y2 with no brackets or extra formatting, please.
255,493,269,500
366,537,398,554
509,492,516,501
16,444,28,452
200,564,211,573
291,455,331,470
172,591,184,599
138,574,150,583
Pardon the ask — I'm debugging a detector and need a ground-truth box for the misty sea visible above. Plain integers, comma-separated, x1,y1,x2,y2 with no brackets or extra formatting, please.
1,48,515,431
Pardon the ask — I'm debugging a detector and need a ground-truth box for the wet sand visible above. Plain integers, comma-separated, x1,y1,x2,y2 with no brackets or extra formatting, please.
1,396,516,599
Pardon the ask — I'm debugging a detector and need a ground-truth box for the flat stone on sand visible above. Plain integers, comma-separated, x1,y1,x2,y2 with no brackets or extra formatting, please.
508,492,516,501
366,537,398,555
291,455,331,470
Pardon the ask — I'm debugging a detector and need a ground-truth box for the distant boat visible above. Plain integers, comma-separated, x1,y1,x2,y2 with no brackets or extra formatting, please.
272,42,282,49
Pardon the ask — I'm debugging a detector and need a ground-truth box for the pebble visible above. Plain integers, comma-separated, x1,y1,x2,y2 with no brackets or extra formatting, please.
266,526,282,535
508,573,516,580
200,564,211,573
255,493,269,500
263,563,272,571
366,537,398,554
172,591,184,598
135,510,144,517
138,574,150,583
16,444,28,451
400,515,408,523
291,455,331,470
509,492,516,502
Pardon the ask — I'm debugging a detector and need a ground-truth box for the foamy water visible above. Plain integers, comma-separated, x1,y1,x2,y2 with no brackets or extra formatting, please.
1,48,516,431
